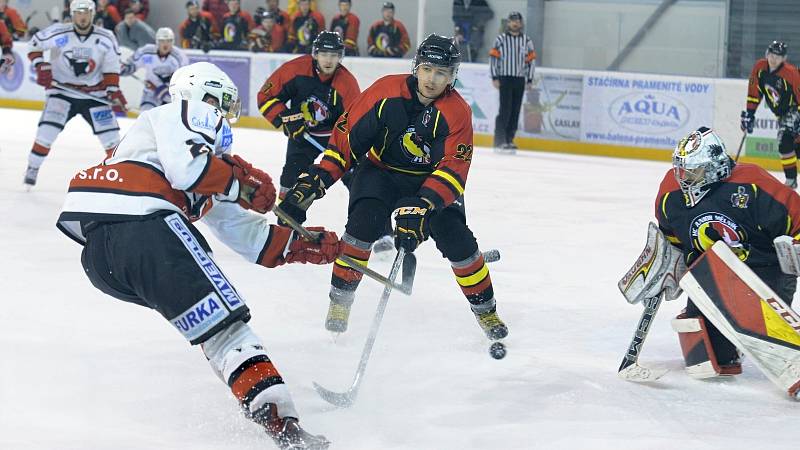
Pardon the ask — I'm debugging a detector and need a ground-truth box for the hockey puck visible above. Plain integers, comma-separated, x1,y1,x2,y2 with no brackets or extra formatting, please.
489,342,506,360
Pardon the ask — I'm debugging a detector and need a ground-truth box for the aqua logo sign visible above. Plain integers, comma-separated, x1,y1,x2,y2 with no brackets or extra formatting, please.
609,92,689,134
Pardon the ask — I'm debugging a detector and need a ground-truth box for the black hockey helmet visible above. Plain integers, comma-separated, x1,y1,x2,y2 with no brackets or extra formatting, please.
412,34,461,88
383,2,394,10
312,31,345,58
767,40,788,56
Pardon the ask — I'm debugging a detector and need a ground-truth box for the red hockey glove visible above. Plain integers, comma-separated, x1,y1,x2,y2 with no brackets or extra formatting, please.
285,227,341,265
106,86,128,113
223,154,277,214
393,196,433,252
35,62,52,88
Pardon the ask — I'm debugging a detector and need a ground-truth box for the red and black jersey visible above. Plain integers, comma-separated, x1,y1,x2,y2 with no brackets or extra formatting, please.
330,12,360,56
257,54,360,137
655,163,800,267
0,21,11,54
319,74,474,211
0,5,27,39
746,59,800,117
248,23,286,53
219,11,255,50
269,8,291,27
367,19,410,57
179,12,220,49
288,10,325,54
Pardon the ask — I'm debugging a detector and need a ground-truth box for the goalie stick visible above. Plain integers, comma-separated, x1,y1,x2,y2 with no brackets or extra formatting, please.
618,294,669,381
313,247,406,408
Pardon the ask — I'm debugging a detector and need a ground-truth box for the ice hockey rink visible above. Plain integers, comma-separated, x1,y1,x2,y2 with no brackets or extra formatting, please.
1,107,797,450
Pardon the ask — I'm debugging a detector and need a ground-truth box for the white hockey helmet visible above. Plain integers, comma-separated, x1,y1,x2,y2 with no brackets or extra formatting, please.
169,62,241,123
156,27,175,43
70,0,95,17
672,127,734,207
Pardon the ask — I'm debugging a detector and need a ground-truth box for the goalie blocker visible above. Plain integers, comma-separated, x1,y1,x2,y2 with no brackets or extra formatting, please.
680,241,800,399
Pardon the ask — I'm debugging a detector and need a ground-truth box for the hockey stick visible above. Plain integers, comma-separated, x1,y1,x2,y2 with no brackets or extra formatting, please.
51,82,113,105
273,204,416,295
313,247,406,407
734,130,747,162
303,132,326,153
618,294,669,382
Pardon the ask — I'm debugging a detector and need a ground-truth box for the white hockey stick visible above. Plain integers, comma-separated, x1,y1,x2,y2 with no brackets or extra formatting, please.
618,294,669,382
313,247,406,407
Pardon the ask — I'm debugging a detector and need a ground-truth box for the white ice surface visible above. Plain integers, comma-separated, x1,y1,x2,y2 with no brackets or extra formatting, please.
0,108,797,450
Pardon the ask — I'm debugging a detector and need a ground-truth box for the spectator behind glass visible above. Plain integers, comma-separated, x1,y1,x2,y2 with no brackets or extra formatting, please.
286,0,317,15
452,0,493,63
94,0,122,31
367,2,409,58
287,0,324,54
0,0,27,40
330,0,359,56
115,7,155,51
265,0,289,27
116,0,149,21
179,0,218,52
249,9,286,53
218,0,255,51
202,0,229,33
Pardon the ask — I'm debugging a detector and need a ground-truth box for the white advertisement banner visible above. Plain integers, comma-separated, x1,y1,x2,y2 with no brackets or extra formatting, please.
0,42,45,102
580,73,715,149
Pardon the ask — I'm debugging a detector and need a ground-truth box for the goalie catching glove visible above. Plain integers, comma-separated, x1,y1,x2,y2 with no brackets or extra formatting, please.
222,154,277,214
619,222,687,304
393,197,433,252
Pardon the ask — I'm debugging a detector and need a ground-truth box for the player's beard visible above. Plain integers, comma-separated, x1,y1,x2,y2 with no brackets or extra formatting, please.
74,20,92,34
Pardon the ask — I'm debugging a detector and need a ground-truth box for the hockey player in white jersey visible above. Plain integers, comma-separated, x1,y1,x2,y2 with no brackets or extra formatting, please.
24,0,128,187
120,27,188,111
56,62,335,449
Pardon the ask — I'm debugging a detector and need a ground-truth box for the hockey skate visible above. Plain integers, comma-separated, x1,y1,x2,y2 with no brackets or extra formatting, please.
325,301,351,333
786,177,798,189
493,143,517,155
257,404,330,450
474,309,509,340
23,165,39,186
372,234,395,254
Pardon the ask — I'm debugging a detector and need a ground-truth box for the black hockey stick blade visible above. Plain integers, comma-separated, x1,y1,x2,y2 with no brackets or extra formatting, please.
401,253,417,294
618,295,668,382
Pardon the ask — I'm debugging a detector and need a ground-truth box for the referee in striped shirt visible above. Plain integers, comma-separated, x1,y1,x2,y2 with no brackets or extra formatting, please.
489,11,536,151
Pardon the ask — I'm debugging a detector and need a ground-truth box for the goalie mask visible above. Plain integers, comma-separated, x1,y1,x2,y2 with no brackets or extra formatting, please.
672,127,734,208
169,62,241,123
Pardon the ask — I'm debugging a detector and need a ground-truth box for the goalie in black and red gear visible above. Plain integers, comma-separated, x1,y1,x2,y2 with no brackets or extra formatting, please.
280,34,508,342
652,127,800,378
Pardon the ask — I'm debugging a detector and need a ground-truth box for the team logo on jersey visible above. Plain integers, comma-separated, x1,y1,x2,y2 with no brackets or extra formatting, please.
765,84,781,105
223,23,239,43
55,35,68,47
690,212,749,261
375,33,392,52
63,48,97,77
730,186,750,209
297,19,317,46
300,95,330,127
399,126,431,165
422,110,432,127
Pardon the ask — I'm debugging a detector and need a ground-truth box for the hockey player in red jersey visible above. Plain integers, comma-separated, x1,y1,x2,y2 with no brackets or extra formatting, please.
257,30,359,197
329,0,360,56
741,41,800,188
24,0,128,187
0,20,13,73
280,34,508,341
654,127,800,378
57,62,335,449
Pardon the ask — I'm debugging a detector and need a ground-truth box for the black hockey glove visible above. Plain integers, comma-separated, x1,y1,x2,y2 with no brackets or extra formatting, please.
280,110,306,141
280,167,328,224
393,197,433,252
740,110,755,134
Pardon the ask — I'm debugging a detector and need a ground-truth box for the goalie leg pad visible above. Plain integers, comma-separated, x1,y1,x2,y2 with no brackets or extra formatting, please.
671,311,742,378
680,241,800,398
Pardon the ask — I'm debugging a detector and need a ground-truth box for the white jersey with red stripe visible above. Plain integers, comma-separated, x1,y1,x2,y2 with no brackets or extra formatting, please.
29,23,121,99
56,99,276,265
125,44,189,91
